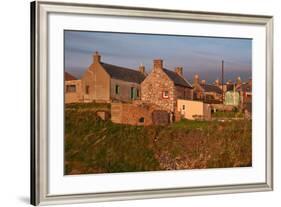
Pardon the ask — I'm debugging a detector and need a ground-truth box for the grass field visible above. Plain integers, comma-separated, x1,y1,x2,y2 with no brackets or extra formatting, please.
64,103,252,175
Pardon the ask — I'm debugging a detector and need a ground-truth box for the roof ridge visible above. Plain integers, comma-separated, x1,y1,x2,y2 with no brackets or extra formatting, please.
200,83,220,87
163,68,192,88
100,62,146,84
101,62,142,73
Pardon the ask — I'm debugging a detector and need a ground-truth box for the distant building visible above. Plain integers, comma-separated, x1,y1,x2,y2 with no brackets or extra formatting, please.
236,79,252,112
224,90,240,106
193,74,222,104
223,79,239,106
64,72,83,103
80,52,146,103
141,59,193,113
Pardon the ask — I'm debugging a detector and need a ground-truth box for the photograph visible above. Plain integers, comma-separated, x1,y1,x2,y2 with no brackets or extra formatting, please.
64,31,252,175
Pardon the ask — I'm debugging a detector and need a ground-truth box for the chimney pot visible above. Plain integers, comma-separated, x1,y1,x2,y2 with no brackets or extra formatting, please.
194,74,200,85
139,64,145,74
93,51,101,63
175,67,183,76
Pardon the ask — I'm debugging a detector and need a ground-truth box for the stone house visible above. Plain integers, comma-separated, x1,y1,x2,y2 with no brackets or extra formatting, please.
141,59,193,113
80,52,146,103
64,72,83,103
193,74,222,104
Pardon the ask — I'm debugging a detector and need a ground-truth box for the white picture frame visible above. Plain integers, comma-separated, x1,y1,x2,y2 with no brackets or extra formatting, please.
30,0,273,205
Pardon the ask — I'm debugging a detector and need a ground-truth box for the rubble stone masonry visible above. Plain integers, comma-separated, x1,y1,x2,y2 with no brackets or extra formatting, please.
141,61,175,112
111,102,154,126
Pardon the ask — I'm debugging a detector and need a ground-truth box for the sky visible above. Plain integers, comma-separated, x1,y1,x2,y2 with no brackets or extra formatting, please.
64,30,252,84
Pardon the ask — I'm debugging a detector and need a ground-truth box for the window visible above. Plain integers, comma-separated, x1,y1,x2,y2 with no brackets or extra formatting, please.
115,85,120,94
182,105,185,110
66,85,76,93
131,87,138,99
85,85,90,94
136,89,140,97
162,91,169,98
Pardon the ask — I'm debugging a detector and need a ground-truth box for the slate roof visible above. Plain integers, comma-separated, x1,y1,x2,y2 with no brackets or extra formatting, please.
65,72,77,81
101,62,146,84
200,84,222,94
163,68,192,88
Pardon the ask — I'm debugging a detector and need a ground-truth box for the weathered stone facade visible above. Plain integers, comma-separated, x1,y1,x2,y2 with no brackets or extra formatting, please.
141,60,176,112
111,102,155,126
111,101,172,126
141,59,193,113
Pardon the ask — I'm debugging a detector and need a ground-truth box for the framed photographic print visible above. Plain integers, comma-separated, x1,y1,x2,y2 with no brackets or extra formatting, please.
30,0,273,205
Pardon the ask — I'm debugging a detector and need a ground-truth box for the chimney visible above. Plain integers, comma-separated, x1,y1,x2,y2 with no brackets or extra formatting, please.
93,51,101,63
153,59,163,70
175,67,183,76
139,64,145,74
201,80,206,85
194,74,200,85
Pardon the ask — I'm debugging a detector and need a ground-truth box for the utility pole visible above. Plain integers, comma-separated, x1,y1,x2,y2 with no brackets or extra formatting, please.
221,60,224,104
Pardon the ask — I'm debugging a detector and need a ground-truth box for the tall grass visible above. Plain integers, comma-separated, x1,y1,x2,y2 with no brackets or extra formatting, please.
65,108,252,174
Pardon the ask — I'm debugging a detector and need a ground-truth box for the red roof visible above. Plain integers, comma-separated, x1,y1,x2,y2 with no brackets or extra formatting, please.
65,72,77,81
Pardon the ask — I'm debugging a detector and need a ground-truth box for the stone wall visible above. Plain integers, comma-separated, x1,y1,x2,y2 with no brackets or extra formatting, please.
111,102,157,126
141,66,175,112
211,104,235,112
65,80,83,103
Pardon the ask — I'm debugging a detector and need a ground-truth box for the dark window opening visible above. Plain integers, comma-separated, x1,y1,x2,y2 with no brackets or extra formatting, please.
115,85,120,94
139,117,144,123
66,85,76,93
85,85,90,94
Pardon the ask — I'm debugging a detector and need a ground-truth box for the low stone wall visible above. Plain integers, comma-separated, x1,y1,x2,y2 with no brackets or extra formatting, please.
211,104,235,112
111,102,170,126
